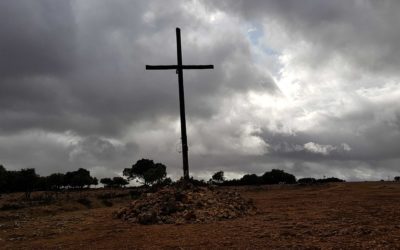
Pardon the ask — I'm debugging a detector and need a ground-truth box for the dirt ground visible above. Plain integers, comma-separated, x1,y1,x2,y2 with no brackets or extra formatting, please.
1,182,400,249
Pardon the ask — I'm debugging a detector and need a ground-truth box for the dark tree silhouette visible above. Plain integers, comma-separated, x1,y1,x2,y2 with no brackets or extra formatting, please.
92,177,99,187
112,177,129,187
211,171,224,183
64,168,95,189
47,173,65,191
298,177,317,184
100,178,113,187
317,177,345,183
262,169,296,184
0,165,6,193
123,159,167,186
240,174,260,185
101,177,128,188
16,168,39,199
394,176,400,182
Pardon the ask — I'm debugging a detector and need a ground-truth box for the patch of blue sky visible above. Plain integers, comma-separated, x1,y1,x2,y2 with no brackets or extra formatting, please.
246,23,279,60
245,22,282,77
246,22,279,55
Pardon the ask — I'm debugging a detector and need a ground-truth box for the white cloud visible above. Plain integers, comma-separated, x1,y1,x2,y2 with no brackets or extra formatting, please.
304,142,336,155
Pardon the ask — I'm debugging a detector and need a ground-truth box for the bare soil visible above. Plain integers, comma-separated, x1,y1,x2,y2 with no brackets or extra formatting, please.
1,182,400,249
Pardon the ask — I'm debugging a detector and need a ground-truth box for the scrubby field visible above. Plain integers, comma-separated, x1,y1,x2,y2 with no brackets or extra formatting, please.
1,182,400,249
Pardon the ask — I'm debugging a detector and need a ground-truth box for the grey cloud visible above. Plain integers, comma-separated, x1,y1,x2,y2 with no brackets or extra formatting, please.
208,0,400,77
0,0,276,138
0,1,76,78
1,0,400,181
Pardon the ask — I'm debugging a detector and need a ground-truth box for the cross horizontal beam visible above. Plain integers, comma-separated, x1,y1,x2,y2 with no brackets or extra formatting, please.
146,65,214,70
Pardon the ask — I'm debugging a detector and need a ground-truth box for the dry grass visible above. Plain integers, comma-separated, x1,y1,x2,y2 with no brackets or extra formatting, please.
1,182,400,249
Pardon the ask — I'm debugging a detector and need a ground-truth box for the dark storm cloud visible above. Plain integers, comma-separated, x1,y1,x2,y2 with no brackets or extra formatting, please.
0,1,76,77
0,0,276,137
1,0,400,180
198,0,400,180
0,0,277,177
207,0,400,76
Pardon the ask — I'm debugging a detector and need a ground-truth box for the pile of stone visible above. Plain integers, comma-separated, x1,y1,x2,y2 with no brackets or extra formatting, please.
114,184,256,225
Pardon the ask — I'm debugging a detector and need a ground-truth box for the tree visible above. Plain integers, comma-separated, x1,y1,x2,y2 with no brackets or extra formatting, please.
240,174,260,185
92,177,99,187
112,177,129,187
262,169,296,184
16,168,39,199
394,176,400,182
101,177,128,188
123,159,167,186
64,168,95,189
317,177,345,183
211,171,224,183
298,177,317,184
47,173,65,190
100,178,113,187
0,165,6,193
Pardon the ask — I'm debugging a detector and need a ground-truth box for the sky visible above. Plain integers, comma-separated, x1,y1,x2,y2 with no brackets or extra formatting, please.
1,0,400,181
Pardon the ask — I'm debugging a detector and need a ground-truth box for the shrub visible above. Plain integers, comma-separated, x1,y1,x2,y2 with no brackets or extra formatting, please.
298,177,317,185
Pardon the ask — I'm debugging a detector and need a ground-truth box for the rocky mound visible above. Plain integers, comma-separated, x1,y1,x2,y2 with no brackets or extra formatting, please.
114,184,256,225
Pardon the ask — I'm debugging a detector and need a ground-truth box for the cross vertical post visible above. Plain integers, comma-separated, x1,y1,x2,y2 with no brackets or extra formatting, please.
146,27,214,181
175,28,190,180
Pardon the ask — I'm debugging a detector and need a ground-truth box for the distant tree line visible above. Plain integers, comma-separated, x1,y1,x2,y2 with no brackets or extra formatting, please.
0,165,98,199
0,158,169,197
1,159,350,198
100,177,129,188
298,177,345,184
210,169,345,186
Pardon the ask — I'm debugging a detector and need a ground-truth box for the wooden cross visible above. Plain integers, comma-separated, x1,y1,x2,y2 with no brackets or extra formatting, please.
146,28,214,181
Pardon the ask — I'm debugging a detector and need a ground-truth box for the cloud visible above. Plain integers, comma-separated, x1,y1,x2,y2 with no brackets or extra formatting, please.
303,142,349,156
1,0,400,181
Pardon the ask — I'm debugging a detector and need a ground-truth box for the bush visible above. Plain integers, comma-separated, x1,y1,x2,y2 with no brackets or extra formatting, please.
298,177,317,185
317,177,345,183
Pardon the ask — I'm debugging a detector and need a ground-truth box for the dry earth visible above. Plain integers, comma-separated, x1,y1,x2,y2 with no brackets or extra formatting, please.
1,182,400,249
